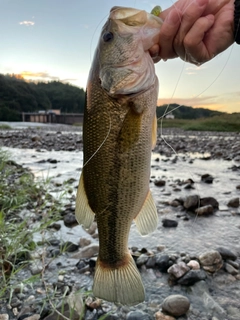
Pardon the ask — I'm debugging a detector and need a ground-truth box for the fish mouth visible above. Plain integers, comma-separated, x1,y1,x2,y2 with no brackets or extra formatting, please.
110,6,149,26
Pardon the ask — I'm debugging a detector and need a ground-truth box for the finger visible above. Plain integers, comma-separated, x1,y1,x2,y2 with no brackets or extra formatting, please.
174,0,209,59
183,14,215,64
203,0,230,15
158,8,182,60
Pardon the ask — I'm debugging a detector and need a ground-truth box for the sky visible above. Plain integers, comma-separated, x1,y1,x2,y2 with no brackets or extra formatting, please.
1,0,240,113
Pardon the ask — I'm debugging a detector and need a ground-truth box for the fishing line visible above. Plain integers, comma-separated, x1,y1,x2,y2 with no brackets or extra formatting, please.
82,111,112,168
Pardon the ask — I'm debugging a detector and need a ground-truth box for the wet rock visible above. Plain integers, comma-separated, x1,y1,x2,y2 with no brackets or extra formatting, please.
183,195,200,210
87,222,98,235
187,260,200,270
227,197,239,208
216,247,237,261
85,296,101,310
126,310,151,320
60,241,79,253
177,269,207,285
199,250,223,273
29,263,43,275
224,263,239,275
20,315,40,320
162,294,190,317
31,135,41,142
154,312,175,320
72,243,99,259
169,199,182,207
227,259,239,269
48,248,60,257
47,238,61,246
236,185,240,190
167,262,190,279
155,254,171,272
154,179,166,187
195,205,214,215
200,197,219,209
10,297,22,308
47,158,58,164
201,173,214,183
47,223,61,230
136,254,149,267
79,237,91,248
146,256,156,268
162,219,178,228
184,183,194,189
63,214,78,227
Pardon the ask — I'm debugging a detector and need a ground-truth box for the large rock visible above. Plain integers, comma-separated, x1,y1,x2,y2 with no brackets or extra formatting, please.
162,294,190,317
72,243,99,259
201,174,214,183
126,311,151,320
199,250,223,272
162,219,178,228
187,260,200,270
154,312,175,320
195,205,214,215
167,262,190,279
177,269,206,285
216,247,237,261
227,197,239,208
183,195,200,210
200,197,219,209
155,254,171,272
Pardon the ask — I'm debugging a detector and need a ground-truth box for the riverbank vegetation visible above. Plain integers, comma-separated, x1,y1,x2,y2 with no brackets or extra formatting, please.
159,113,240,132
0,149,62,299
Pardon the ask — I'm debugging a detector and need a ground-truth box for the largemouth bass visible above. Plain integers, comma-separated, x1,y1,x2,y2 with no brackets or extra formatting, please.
75,6,162,305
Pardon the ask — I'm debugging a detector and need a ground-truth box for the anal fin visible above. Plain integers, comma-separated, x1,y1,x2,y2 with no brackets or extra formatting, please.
93,253,145,305
134,190,158,235
75,173,95,229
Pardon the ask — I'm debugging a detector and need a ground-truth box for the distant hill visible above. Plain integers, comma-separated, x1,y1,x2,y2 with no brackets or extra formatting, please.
0,74,85,121
157,103,224,120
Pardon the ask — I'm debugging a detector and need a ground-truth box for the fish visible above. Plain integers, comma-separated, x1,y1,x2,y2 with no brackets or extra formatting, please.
75,6,162,305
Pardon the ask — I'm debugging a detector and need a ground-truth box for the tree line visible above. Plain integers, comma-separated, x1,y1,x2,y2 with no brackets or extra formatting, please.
0,74,85,121
156,103,223,120
0,74,224,122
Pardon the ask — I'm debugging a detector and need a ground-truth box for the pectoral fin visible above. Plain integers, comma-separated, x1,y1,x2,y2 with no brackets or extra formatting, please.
75,173,95,229
134,190,158,235
152,114,157,150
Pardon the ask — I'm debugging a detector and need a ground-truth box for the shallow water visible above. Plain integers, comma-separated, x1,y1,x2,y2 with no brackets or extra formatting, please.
4,146,240,257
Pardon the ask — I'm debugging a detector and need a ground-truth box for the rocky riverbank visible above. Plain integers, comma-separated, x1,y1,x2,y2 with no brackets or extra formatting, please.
0,125,240,320
0,126,240,161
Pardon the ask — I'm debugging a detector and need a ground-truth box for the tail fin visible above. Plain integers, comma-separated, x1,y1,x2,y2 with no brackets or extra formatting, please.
93,253,145,305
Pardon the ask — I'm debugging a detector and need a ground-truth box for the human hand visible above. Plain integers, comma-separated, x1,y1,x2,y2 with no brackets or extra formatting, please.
150,0,234,65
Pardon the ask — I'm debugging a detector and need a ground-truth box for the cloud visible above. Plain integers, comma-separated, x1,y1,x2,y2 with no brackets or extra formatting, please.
21,71,59,81
157,92,240,113
157,95,218,108
19,21,35,26
185,65,206,75
20,71,77,84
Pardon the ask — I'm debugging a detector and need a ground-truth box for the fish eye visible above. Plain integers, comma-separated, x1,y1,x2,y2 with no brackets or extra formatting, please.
103,32,114,42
